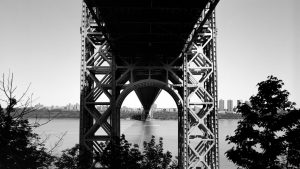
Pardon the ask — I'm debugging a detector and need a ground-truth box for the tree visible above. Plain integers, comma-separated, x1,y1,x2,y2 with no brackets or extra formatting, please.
98,134,144,169
140,136,173,169
54,144,80,169
226,76,300,169
99,135,177,169
55,135,178,169
0,73,55,168
284,109,300,168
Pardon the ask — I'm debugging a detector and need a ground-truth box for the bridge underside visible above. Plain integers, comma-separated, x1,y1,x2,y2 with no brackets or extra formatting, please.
80,0,219,168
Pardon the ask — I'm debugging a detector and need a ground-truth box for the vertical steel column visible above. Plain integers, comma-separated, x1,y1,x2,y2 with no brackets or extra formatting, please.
111,49,119,139
182,10,219,169
211,11,219,169
80,2,86,148
79,2,93,168
80,1,117,168
183,53,190,169
110,41,120,169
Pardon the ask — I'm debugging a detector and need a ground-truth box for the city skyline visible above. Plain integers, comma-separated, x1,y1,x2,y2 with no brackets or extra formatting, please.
38,98,250,110
0,0,299,108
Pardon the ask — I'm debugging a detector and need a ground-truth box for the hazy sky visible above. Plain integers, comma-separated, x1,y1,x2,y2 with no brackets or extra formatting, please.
0,0,299,108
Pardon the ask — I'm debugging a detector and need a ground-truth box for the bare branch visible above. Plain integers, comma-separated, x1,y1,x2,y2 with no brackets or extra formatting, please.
0,98,8,103
38,110,62,127
1,74,10,100
48,131,68,154
39,132,51,146
9,72,14,99
16,83,31,104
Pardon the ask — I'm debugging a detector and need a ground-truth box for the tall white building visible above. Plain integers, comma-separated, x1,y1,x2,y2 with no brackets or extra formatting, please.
227,99,233,112
219,99,225,111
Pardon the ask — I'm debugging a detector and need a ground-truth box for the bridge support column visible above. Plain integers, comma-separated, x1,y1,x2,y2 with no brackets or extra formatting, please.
181,9,219,169
141,109,150,120
80,2,119,168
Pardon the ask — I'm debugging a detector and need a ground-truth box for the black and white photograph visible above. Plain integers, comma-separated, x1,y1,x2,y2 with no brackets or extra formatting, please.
0,0,299,168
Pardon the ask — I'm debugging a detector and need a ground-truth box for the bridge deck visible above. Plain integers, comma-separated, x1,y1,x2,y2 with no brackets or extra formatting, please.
85,0,211,63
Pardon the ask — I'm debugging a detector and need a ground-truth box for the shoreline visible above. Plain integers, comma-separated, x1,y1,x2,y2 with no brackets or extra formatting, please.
24,110,242,120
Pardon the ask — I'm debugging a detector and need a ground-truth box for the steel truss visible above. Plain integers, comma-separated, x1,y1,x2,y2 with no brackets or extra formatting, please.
80,1,218,168
80,2,118,168
182,11,219,169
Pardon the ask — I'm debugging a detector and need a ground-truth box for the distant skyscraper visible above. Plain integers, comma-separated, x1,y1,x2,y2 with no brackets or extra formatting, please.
227,99,233,112
219,99,225,111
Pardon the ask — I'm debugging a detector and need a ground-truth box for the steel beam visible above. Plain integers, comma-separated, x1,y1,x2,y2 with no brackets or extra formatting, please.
181,11,218,169
80,2,116,168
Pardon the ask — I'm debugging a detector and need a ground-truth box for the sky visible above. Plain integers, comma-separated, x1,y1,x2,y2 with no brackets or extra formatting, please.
0,0,299,108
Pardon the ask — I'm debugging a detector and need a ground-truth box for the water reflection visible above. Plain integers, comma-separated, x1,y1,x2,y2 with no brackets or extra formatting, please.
142,120,154,140
218,119,240,169
121,120,178,155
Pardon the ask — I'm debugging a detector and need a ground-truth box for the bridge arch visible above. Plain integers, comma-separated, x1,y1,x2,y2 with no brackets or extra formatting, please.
116,79,183,110
115,79,184,165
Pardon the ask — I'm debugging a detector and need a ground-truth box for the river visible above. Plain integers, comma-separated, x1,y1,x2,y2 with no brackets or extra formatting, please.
31,118,240,169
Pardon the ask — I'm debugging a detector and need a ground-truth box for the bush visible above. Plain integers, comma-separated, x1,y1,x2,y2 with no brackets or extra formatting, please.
54,144,79,169
56,135,178,169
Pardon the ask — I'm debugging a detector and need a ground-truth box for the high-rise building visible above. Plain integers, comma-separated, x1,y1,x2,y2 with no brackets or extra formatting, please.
227,99,233,112
74,103,80,111
219,99,225,111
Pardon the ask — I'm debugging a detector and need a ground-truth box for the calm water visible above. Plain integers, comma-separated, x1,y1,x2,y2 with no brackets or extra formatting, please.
31,118,239,169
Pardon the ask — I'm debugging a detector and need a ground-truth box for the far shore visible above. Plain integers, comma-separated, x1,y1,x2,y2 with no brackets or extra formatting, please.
24,109,242,120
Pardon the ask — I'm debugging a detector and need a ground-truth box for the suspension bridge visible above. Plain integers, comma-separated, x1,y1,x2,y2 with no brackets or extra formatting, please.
80,0,220,168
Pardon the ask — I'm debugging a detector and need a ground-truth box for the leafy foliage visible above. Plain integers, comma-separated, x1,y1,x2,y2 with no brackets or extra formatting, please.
54,144,80,169
226,76,300,169
0,73,58,168
0,100,54,169
285,111,300,168
99,135,178,169
141,136,172,169
56,135,178,169
98,134,144,169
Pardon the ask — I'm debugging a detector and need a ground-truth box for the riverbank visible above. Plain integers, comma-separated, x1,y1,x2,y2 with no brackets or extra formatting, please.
24,109,242,120
218,113,242,119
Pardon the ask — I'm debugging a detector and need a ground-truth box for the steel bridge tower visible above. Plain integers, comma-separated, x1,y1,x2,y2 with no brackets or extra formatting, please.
80,0,220,168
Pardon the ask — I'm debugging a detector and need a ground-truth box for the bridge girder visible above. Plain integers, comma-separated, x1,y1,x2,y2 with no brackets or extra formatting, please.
80,0,219,168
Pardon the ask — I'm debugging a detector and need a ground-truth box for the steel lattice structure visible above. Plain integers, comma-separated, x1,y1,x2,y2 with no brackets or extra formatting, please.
80,0,219,168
